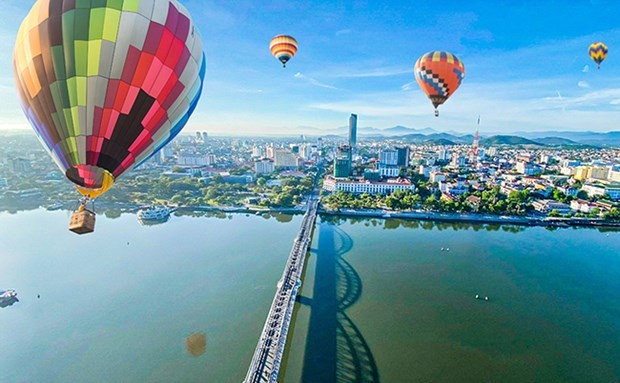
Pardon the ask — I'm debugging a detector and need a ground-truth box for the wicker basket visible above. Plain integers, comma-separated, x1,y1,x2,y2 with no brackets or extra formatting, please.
68,209,96,234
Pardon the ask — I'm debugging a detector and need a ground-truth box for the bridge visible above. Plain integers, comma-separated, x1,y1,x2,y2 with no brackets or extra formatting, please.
243,195,319,383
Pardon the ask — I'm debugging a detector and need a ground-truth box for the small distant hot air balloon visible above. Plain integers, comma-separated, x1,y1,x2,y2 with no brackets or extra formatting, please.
270,35,298,68
14,0,205,234
589,42,608,69
186,331,207,357
414,51,465,117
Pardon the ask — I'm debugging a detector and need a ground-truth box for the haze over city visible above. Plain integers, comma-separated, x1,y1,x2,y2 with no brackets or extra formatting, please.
1,0,620,135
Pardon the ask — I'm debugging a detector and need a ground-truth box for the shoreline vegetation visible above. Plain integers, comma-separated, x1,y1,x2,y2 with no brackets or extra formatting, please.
2,200,619,230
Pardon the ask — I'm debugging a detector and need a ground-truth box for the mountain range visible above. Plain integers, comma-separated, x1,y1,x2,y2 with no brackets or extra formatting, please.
311,125,619,147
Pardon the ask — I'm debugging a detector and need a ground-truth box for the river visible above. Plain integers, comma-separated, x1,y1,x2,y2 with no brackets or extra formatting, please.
1,210,619,382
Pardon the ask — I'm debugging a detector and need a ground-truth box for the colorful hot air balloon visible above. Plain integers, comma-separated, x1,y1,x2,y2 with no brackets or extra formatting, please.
270,35,297,68
414,51,465,117
589,42,608,69
13,0,205,202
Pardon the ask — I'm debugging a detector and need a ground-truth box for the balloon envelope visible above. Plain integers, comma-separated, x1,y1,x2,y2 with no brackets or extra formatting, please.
270,35,298,67
414,51,465,115
186,331,206,357
589,42,608,69
14,0,206,198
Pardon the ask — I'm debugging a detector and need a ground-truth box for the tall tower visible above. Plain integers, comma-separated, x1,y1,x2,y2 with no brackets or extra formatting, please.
471,116,480,155
470,116,480,166
349,114,357,148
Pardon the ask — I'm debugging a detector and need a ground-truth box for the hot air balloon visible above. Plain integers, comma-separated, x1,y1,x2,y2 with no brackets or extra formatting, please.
414,51,465,117
13,0,205,233
589,42,608,69
270,35,297,67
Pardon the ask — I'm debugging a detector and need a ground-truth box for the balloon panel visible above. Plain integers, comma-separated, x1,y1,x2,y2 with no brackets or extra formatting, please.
414,51,465,107
14,0,205,193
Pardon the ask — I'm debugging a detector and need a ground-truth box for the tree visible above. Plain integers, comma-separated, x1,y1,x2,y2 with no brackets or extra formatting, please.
604,208,620,220
548,209,561,217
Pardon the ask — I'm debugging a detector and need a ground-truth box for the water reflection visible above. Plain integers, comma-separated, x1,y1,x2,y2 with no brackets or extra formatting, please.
321,215,531,233
298,222,380,383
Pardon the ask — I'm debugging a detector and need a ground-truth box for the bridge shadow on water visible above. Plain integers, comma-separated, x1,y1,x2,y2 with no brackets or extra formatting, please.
298,222,380,383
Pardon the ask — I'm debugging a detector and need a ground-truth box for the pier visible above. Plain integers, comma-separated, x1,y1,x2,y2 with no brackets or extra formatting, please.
243,196,319,383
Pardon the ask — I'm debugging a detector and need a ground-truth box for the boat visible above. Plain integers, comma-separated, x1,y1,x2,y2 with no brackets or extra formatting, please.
46,202,63,211
0,290,18,308
137,206,171,224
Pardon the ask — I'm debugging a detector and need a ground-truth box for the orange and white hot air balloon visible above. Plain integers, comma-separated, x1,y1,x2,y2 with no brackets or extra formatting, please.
414,51,465,117
270,35,298,68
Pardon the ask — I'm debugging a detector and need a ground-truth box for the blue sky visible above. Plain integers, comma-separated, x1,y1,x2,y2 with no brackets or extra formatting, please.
1,0,620,135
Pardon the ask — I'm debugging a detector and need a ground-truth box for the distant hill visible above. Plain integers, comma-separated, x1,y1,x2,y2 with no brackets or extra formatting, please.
425,138,456,146
513,130,620,147
532,137,581,146
481,135,542,146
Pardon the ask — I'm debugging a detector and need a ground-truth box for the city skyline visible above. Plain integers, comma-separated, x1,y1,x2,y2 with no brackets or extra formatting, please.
1,1,620,135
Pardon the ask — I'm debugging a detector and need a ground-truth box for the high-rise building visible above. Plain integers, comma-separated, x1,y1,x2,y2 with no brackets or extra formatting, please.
349,114,357,148
254,158,275,174
379,148,399,177
396,146,410,168
334,145,352,178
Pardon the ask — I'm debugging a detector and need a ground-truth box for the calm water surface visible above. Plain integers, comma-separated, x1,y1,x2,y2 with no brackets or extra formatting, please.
2,211,620,382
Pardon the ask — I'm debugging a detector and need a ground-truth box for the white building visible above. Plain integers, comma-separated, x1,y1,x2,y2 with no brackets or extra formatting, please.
251,146,263,158
254,158,274,174
273,149,298,168
533,199,571,215
516,161,542,175
177,151,208,166
379,165,399,177
437,149,450,161
323,176,415,195
581,183,620,201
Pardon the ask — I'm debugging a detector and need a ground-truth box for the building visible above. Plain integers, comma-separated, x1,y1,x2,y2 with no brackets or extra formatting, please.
581,183,620,201
609,168,620,183
349,114,357,148
251,146,263,158
430,171,446,183
363,169,381,181
437,149,450,161
396,146,410,168
222,174,255,184
516,161,542,176
587,166,610,181
0,177,7,188
254,158,274,174
379,148,399,177
10,158,31,173
574,166,590,181
334,157,352,178
273,149,298,169
177,151,208,166
323,176,415,195
570,199,599,213
532,199,571,215
450,155,466,168
334,145,352,178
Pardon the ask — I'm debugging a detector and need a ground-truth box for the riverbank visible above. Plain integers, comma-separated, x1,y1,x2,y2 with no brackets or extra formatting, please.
320,208,620,229
3,201,619,229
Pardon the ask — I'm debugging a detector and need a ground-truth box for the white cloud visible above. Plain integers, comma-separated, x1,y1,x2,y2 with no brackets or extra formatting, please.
582,65,590,73
578,81,591,88
335,29,351,36
294,72,339,90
